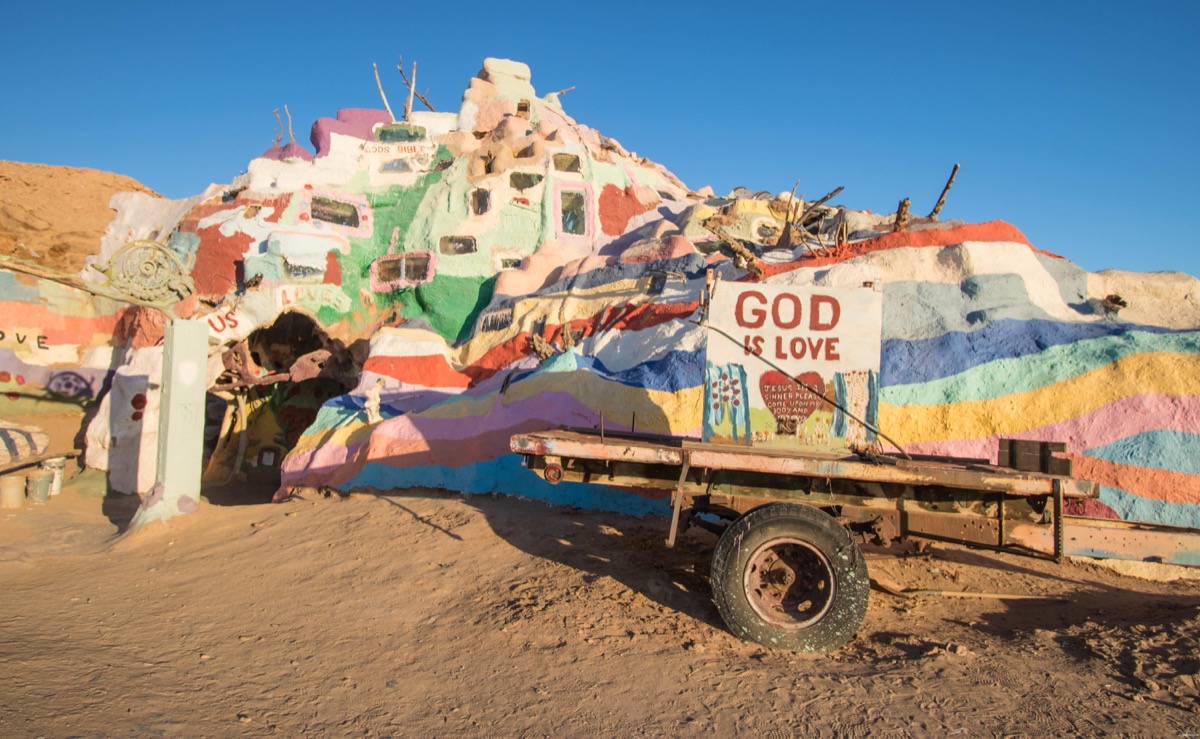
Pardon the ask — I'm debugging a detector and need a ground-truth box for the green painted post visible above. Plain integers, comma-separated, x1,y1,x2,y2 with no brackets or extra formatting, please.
127,319,209,529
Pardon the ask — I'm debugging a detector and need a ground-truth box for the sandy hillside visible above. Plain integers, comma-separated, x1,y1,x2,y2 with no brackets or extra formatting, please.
0,473,1197,736
0,161,159,273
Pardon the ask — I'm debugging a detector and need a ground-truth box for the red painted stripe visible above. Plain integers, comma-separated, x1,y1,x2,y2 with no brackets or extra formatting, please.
1069,454,1200,506
362,355,472,388
753,221,1056,280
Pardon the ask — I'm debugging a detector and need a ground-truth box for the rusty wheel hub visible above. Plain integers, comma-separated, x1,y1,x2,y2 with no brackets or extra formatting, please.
744,538,836,629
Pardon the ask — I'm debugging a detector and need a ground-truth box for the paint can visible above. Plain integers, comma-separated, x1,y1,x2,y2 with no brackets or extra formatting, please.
0,475,25,509
40,457,66,495
26,470,53,504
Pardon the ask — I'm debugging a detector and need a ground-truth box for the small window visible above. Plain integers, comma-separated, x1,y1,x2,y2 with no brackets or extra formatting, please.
473,131,489,140
374,253,432,286
376,123,426,142
553,153,581,173
516,100,531,119
515,144,536,159
380,159,412,173
656,190,675,201
561,190,586,235
439,236,477,255
500,257,523,270
510,172,543,191
242,205,261,219
311,197,360,227
471,189,490,215
648,273,667,295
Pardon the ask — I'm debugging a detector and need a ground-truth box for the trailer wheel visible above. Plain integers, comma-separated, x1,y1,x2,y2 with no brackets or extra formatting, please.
711,503,868,653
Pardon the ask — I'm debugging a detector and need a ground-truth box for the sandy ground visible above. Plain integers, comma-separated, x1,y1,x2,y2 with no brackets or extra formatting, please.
0,469,1197,737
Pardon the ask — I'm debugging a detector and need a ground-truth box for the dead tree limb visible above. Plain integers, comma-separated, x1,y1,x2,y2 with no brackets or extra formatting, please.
552,86,576,97
703,220,763,279
893,197,911,232
928,163,960,219
284,105,296,145
272,109,283,148
776,180,802,250
373,63,397,122
796,185,845,227
404,61,415,121
398,56,436,113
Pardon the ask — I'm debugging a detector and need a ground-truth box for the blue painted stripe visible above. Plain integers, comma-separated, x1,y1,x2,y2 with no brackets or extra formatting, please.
881,318,1195,387
345,454,671,518
1098,485,1200,531
1085,431,1200,476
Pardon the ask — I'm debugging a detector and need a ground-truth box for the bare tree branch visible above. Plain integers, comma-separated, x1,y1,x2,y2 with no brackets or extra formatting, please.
373,63,396,123
284,105,296,145
928,162,960,219
397,56,436,113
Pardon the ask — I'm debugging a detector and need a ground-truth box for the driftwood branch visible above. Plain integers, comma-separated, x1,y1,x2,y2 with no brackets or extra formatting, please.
397,56,436,113
373,63,397,123
703,219,763,279
928,162,960,219
796,185,845,227
284,105,296,145
551,86,576,97
272,109,283,148
404,61,415,121
893,197,910,232
776,180,802,250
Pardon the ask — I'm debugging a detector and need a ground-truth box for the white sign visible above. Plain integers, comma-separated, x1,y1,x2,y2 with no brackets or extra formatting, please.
705,283,882,451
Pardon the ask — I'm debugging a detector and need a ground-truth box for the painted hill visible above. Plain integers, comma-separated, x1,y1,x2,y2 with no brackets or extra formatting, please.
1,58,1197,533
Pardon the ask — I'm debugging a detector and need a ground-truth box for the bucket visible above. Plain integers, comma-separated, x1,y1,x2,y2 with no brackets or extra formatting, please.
0,475,25,508
26,471,53,504
40,457,66,495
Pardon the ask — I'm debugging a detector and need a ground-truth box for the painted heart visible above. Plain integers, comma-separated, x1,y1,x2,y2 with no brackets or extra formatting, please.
759,370,826,423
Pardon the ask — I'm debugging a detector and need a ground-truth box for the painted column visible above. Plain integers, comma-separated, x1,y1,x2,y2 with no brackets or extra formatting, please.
127,319,209,529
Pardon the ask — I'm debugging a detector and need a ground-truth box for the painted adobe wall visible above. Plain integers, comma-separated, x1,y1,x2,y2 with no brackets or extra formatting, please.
282,216,1200,532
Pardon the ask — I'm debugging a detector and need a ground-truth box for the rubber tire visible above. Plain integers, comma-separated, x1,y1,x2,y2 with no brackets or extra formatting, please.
711,503,869,653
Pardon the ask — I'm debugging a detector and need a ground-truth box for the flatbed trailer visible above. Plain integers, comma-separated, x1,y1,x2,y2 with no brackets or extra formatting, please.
512,428,1098,653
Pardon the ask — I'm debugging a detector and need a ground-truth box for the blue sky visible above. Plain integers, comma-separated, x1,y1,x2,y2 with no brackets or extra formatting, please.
1,1,1196,275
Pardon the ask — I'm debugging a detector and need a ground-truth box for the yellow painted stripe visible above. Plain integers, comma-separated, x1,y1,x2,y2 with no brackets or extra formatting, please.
879,352,1200,444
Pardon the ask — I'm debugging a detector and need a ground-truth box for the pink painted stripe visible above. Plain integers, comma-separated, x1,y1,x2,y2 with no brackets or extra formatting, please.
899,394,1200,460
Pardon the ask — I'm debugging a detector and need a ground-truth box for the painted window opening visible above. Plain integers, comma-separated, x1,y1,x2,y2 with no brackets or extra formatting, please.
310,197,360,228
242,205,261,219
515,144,536,159
500,257,523,270
516,100,531,119
471,189,490,215
510,172,543,191
380,159,412,173
440,236,477,255
561,190,587,235
376,123,426,142
373,252,434,288
553,153,581,173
